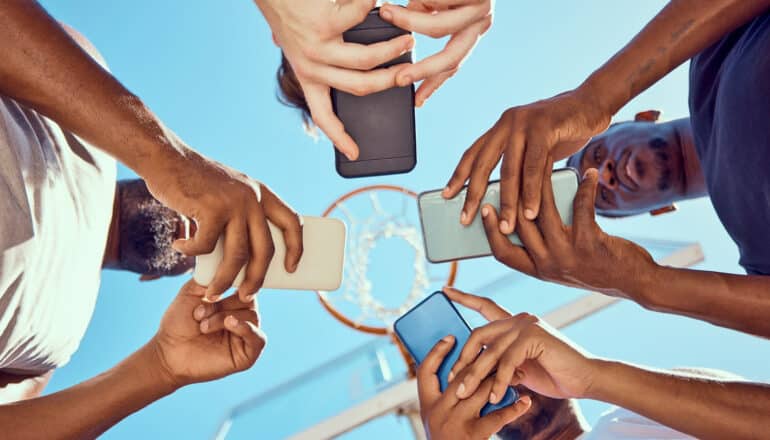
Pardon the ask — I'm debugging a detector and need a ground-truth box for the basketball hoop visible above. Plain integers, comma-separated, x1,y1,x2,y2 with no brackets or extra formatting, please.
317,185,458,336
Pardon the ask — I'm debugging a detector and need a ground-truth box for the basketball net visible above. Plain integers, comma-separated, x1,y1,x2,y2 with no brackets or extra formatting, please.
318,185,458,337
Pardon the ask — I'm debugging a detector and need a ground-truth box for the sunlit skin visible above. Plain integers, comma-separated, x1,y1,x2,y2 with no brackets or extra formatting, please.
567,114,707,217
436,289,770,440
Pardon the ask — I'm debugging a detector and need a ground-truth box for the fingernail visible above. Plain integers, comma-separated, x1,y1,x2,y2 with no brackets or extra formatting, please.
204,294,221,303
461,211,468,224
194,305,206,320
520,395,532,406
442,186,451,198
399,75,412,87
482,207,489,218
200,319,209,333
456,383,466,398
225,315,238,327
489,392,498,404
380,7,393,21
442,335,454,343
524,209,536,220
499,220,509,233
243,294,256,303
448,371,455,382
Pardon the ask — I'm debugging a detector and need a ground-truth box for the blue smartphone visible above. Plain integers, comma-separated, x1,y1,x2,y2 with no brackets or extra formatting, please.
393,291,518,416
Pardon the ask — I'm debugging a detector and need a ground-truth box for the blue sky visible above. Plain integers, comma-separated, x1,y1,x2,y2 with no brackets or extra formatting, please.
40,1,770,439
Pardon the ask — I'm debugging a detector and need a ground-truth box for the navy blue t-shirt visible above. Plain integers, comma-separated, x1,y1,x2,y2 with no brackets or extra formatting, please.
689,12,770,275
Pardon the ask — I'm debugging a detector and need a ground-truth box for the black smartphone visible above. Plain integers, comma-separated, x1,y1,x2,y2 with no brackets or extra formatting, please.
332,8,417,178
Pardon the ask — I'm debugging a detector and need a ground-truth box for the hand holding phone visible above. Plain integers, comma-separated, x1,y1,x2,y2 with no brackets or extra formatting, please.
394,291,518,417
193,217,346,292
418,168,579,263
332,7,417,178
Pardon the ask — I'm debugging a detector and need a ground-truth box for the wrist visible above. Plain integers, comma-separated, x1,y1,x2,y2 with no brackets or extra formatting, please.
576,73,621,122
583,358,620,401
625,261,665,310
133,338,183,395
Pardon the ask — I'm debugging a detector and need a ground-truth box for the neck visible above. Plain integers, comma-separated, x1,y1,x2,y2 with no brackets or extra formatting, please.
669,117,708,199
102,188,120,269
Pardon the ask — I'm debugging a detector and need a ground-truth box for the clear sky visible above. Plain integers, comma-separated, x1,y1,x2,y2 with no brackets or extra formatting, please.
39,1,770,439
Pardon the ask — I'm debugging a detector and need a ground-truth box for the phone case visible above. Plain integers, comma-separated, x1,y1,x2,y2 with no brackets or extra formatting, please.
193,217,346,291
394,291,518,417
332,8,417,178
418,168,580,263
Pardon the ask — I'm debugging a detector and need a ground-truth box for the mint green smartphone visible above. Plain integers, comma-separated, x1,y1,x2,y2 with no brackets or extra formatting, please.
418,168,580,263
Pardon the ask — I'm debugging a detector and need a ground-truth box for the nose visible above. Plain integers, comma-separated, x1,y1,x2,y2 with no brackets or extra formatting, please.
599,159,618,190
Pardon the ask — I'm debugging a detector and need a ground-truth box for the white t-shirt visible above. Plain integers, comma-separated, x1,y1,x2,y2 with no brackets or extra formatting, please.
0,95,116,375
579,406,695,440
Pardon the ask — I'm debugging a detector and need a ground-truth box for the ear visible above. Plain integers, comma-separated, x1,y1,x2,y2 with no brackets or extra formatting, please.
634,110,661,122
650,204,677,216
139,274,162,282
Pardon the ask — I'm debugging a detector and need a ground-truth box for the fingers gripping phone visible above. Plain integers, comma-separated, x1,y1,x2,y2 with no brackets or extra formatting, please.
332,7,417,178
193,217,346,291
394,292,518,416
418,168,580,263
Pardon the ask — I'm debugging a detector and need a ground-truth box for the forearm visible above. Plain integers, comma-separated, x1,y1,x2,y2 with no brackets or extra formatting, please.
581,0,770,115
587,360,770,440
0,343,176,439
631,265,770,339
0,0,187,175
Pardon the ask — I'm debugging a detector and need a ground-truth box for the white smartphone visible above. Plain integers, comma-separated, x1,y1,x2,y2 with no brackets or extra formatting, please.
193,216,346,291
418,168,580,263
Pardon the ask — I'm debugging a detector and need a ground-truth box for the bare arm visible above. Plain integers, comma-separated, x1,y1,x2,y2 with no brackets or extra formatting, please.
583,0,770,129
633,265,770,339
0,280,265,439
443,289,770,440
0,0,177,173
450,0,770,231
0,345,174,439
0,0,306,301
588,360,770,440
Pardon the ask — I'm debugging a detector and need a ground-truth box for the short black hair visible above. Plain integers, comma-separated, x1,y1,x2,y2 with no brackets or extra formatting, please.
117,179,189,275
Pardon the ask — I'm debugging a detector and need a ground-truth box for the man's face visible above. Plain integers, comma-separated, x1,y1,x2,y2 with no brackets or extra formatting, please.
568,121,686,216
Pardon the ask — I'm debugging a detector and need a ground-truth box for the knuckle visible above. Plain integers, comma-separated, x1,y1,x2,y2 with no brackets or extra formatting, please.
197,241,217,255
292,62,310,79
349,84,368,97
300,44,319,62
359,54,378,70
264,241,276,260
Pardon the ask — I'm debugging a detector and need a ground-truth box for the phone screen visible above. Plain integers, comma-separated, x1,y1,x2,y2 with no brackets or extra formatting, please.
394,292,518,416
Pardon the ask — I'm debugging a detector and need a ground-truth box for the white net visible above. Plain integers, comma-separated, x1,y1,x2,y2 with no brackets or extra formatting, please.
320,187,454,329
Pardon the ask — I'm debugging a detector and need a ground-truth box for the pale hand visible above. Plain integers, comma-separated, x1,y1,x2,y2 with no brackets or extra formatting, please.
380,0,494,106
255,0,415,159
